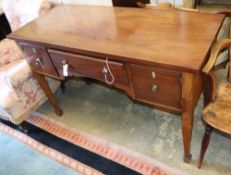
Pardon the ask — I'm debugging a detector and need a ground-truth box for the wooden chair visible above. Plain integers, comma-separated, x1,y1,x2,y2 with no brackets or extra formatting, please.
198,39,231,168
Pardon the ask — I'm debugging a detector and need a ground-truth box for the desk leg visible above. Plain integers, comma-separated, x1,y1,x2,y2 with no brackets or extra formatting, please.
182,73,195,163
33,71,63,116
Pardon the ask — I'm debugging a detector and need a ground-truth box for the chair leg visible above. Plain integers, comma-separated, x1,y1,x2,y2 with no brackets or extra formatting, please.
198,125,213,168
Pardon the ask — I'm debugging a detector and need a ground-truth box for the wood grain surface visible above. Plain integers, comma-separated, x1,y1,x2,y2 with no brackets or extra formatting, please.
9,5,225,73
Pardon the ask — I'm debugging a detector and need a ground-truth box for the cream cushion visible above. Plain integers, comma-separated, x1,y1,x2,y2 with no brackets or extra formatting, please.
1,0,51,32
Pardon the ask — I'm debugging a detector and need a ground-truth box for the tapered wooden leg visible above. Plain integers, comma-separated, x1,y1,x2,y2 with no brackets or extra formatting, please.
182,100,194,163
198,125,213,168
33,71,63,116
182,73,195,163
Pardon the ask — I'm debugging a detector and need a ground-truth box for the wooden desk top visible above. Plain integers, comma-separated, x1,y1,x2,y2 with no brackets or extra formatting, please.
9,5,225,73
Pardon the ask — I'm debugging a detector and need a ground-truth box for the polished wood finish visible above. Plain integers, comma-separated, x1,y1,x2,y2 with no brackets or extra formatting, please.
22,44,60,79
181,72,203,162
137,2,231,77
9,5,225,73
48,49,128,85
198,39,231,168
8,5,225,162
129,64,182,110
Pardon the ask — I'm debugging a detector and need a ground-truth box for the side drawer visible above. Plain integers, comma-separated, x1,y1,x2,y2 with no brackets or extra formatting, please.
48,49,128,84
21,44,59,78
129,64,182,110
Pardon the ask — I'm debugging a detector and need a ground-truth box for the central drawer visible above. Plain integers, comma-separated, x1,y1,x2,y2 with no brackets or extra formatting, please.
48,49,128,84
129,64,182,110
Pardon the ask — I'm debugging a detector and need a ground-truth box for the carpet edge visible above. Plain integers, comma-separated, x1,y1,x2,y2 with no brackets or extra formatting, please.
30,111,188,175
0,122,104,175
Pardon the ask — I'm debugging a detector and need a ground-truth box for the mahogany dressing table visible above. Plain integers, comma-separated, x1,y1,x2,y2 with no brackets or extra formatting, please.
8,5,225,162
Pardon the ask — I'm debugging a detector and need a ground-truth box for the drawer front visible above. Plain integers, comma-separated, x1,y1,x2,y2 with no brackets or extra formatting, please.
21,44,59,78
48,49,128,84
130,64,182,109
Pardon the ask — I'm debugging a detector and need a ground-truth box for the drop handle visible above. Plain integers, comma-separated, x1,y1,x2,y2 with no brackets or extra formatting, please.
102,58,115,85
35,57,44,66
62,59,69,77
151,84,158,92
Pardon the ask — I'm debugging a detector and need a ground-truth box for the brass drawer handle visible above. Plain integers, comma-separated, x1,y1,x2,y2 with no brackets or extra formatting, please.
151,84,158,92
35,57,44,66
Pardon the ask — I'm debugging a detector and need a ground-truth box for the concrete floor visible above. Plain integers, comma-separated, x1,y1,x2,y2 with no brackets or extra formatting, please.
38,68,231,175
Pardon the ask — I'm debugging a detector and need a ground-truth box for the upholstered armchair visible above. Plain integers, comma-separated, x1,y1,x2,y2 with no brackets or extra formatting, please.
0,0,60,125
